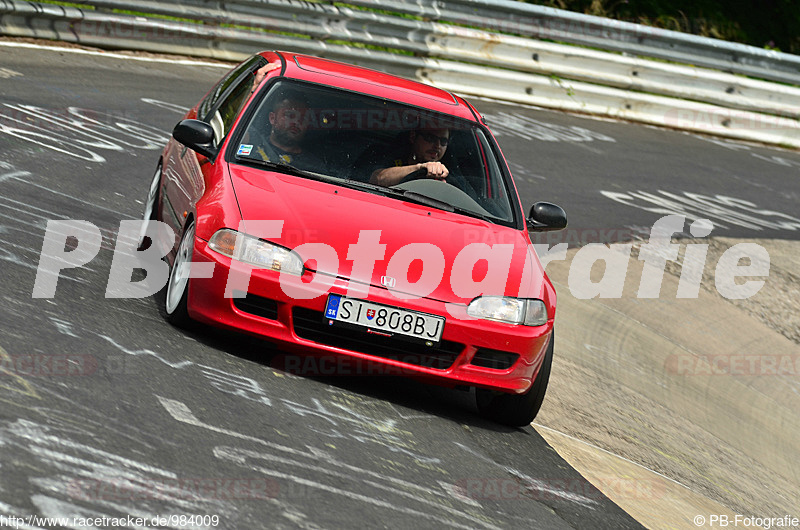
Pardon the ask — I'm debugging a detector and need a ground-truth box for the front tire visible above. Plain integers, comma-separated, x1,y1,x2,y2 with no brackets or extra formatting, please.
164,221,195,328
476,332,554,427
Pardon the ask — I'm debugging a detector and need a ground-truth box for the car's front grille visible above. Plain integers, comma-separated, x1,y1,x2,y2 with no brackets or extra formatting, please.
233,293,279,320
292,307,464,370
470,348,519,370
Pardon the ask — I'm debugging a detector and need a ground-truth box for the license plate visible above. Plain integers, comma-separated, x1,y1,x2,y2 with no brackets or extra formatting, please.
324,295,444,344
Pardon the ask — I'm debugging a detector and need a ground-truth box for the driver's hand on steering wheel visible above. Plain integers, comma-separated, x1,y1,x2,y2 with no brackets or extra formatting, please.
418,161,449,181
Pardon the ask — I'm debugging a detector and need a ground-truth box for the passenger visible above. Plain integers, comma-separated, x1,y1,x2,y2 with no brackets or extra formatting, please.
250,62,280,94
249,87,324,171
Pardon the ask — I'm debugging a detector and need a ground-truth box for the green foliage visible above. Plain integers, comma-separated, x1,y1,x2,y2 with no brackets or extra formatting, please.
111,9,197,24
530,0,800,53
34,0,96,9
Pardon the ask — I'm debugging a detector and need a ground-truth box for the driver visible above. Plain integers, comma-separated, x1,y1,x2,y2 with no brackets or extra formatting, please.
369,128,450,186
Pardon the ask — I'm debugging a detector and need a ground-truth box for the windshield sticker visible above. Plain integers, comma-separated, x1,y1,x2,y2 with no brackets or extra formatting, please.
237,144,253,156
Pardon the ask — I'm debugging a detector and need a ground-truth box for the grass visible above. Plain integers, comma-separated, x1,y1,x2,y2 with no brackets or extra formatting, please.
33,0,95,9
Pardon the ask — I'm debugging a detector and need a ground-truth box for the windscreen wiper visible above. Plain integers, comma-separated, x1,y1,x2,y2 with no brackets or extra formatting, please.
236,157,330,183
395,190,455,212
383,187,497,221
393,187,497,222
330,179,453,211
237,159,402,198
448,204,496,223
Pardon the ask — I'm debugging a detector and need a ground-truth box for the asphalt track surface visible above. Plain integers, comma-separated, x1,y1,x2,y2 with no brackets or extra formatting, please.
1,43,799,528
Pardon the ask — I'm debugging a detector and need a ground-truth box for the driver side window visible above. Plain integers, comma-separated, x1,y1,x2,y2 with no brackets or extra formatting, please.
199,55,266,146
210,78,253,145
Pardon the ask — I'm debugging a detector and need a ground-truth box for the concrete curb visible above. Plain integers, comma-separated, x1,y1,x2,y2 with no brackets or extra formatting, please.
536,241,800,524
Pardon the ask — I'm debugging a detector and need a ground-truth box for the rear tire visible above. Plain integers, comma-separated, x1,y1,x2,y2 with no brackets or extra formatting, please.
476,332,553,427
164,221,195,328
138,163,162,250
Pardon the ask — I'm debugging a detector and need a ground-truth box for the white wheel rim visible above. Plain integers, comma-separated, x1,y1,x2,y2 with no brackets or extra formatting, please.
138,165,161,246
166,223,194,315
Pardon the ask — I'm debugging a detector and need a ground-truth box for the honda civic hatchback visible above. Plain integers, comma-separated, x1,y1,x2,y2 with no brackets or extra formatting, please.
140,50,567,426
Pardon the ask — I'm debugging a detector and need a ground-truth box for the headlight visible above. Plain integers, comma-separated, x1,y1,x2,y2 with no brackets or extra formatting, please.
466,297,548,326
208,229,304,276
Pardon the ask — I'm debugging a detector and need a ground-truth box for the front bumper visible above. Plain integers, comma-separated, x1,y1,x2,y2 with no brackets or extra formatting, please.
187,237,553,394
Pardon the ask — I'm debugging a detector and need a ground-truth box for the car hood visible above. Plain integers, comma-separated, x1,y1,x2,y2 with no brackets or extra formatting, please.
227,164,548,305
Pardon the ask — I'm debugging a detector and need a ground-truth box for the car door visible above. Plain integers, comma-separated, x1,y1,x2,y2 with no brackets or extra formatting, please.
163,55,270,235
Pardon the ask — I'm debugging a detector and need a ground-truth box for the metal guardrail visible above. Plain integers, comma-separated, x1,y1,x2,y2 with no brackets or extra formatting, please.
345,0,800,87
427,25,800,118
1,0,799,147
0,0,428,76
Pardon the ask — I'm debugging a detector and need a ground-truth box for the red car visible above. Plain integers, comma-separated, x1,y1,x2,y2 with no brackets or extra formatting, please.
141,51,566,426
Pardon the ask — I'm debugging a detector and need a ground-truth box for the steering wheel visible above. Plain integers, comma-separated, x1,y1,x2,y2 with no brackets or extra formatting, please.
398,167,430,185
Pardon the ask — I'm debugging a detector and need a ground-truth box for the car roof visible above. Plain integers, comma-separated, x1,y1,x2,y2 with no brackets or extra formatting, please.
265,51,479,122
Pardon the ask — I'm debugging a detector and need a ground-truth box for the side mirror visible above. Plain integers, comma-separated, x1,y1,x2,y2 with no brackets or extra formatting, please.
172,119,217,160
527,202,567,232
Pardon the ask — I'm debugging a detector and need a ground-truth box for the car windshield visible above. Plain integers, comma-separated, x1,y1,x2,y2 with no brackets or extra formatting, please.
232,79,518,225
